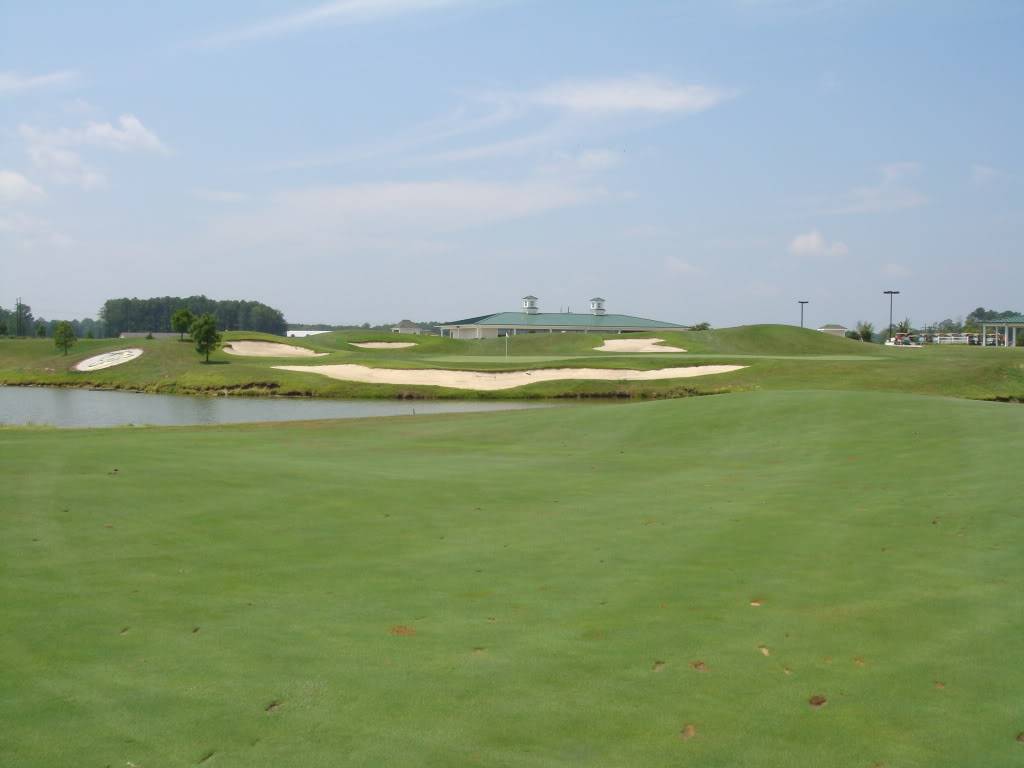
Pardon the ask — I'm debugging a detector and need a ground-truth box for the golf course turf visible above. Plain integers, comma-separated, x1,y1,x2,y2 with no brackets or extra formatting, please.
3,388,1024,766
2,325,1023,401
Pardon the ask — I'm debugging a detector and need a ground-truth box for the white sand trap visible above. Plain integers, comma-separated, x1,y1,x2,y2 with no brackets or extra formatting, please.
273,363,745,391
350,342,418,349
594,338,686,353
75,348,144,372
224,341,327,358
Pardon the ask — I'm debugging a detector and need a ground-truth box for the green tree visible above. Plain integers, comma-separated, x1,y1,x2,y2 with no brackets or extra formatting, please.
54,321,76,355
855,321,875,343
690,322,712,331
36,322,46,337
190,313,222,362
171,307,194,341
0,320,7,336
895,317,912,334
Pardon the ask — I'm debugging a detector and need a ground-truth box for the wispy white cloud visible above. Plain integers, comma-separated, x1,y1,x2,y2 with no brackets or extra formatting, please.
788,229,847,257
0,211,73,250
0,70,78,94
210,178,602,249
19,115,167,189
83,116,168,153
822,163,927,215
196,0,473,47
529,76,734,114
0,171,45,203
423,132,555,164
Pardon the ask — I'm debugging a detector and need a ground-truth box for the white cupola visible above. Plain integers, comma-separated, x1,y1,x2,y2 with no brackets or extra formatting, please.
522,295,539,314
590,297,606,315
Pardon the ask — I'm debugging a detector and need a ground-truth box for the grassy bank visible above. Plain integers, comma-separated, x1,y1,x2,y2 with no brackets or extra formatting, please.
3,390,1024,766
0,325,1022,401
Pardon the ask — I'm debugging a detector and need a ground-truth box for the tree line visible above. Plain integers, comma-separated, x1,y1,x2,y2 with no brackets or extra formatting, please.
101,296,286,337
0,302,105,339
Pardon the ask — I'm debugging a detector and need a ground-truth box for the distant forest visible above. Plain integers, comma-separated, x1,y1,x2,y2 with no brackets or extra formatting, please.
101,297,287,337
0,296,287,338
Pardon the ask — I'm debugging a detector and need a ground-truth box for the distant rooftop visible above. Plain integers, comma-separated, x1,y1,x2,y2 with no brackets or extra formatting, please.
443,311,684,329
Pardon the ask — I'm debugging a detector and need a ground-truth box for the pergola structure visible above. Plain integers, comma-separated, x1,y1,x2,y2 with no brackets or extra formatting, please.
979,315,1024,347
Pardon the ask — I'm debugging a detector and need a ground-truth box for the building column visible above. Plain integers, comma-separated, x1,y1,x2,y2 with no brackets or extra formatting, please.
982,324,986,346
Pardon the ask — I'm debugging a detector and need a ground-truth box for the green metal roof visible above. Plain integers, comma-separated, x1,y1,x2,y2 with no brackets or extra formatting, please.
442,312,684,329
978,315,1024,324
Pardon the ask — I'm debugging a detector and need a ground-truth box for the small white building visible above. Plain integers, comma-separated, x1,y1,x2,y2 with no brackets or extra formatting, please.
817,324,849,337
391,320,427,335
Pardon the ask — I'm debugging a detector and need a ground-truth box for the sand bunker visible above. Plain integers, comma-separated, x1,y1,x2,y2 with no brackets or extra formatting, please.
224,341,327,358
594,338,686,353
74,348,143,372
273,363,745,391
350,342,418,349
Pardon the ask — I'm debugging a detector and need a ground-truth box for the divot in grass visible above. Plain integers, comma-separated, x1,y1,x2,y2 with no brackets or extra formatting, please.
390,625,416,636
809,695,827,708
652,661,666,672
680,724,697,741
690,661,708,672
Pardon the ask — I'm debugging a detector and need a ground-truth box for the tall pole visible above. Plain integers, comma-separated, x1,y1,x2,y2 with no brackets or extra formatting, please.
883,290,900,342
798,300,809,328
15,296,21,337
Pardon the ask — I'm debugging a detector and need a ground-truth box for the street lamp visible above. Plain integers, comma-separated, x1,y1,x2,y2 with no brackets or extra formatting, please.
798,300,809,329
883,290,900,343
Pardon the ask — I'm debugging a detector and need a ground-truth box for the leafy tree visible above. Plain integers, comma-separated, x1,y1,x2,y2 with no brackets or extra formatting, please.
36,322,46,337
171,307,194,341
54,321,76,355
190,313,222,362
855,321,875,343
845,330,860,340
690,322,711,331
895,317,912,334
0,320,6,336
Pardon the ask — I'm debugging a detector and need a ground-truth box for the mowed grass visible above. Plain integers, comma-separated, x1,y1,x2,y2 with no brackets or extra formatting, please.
1,325,1023,400
3,390,1024,766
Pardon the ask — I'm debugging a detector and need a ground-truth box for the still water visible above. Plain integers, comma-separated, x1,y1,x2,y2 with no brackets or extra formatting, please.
0,387,546,428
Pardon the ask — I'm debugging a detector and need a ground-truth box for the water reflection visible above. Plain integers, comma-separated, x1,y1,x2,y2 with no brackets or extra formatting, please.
0,387,546,428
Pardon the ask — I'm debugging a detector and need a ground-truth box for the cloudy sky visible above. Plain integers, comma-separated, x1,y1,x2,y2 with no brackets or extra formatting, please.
1,1,1021,327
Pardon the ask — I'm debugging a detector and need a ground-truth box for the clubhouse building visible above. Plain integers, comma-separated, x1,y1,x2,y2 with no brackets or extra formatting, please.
440,296,685,339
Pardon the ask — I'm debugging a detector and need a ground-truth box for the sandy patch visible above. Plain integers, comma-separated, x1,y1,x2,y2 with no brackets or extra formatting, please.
350,342,418,349
224,341,327,358
273,363,745,391
74,348,143,371
594,338,686,353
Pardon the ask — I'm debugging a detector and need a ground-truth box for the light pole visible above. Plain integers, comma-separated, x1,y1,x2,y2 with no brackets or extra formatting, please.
883,290,900,342
798,300,809,328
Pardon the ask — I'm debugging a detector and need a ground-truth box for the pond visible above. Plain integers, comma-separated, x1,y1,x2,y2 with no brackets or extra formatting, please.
0,387,548,428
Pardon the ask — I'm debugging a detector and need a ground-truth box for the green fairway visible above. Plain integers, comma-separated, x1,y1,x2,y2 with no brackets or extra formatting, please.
3,391,1024,766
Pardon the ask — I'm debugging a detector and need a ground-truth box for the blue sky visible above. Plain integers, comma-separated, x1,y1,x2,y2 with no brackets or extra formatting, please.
1,0,1022,327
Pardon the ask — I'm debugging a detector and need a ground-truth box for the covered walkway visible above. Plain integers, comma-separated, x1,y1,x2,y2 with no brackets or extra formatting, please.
980,315,1024,347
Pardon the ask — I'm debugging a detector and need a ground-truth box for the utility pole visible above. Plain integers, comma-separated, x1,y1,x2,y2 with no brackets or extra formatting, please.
798,300,809,328
883,290,900,343
15,297,22,337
